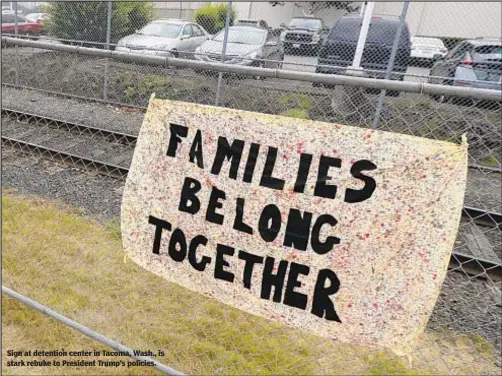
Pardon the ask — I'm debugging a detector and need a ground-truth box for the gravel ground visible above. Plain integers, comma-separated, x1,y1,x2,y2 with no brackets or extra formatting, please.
1,85,145,134
2,148,123,221
2,146,501,351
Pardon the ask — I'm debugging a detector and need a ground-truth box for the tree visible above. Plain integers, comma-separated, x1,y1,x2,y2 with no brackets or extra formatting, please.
45,2,154,46
269,2,359,15
195,3,236,35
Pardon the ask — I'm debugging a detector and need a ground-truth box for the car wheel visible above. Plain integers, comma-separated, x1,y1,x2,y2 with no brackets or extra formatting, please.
255,61,266,80
276,55,284,69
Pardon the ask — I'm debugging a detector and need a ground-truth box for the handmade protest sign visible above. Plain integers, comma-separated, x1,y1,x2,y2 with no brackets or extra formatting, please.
121,97,467,355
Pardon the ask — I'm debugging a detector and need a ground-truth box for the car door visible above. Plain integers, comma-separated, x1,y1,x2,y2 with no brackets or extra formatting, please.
191,23,208,49
263,31,280,66
431,41,470,83
179,24,195,53
1,13,16,33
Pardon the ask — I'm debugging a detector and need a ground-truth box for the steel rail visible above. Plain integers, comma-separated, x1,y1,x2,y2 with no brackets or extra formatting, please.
3,107,501,173
2,108,501,227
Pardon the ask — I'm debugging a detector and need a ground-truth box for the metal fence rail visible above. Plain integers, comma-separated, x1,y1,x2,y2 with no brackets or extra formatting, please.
3,36,501,102
2,285,184,376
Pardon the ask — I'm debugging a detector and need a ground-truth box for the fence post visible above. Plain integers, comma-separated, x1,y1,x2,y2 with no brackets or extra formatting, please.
371,0,410,129
14,1,19,86
103,0,112,100
214,1,232,106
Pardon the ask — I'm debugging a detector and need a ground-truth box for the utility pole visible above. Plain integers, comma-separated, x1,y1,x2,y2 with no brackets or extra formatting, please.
351,1,375,71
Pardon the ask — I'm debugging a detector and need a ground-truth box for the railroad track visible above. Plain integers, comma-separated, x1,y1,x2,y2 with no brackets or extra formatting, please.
2,109,501,280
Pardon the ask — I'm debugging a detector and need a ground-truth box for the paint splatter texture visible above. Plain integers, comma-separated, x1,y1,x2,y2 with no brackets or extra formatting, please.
121,97,468,356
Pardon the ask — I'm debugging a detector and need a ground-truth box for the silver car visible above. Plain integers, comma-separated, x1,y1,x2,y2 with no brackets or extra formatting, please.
194,26,283,68
410,37,448,67
116,19,209,58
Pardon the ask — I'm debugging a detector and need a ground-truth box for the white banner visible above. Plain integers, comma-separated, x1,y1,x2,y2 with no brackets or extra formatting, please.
121,97,467,355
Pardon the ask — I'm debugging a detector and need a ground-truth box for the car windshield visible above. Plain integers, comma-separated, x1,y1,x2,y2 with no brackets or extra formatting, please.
213,27,266,45
137,22,182,38
473,45,502,62
330,18,409,46
412,37,444,47
289,18,322,30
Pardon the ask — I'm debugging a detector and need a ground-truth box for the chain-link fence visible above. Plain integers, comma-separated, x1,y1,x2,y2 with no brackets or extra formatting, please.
2,1,501,375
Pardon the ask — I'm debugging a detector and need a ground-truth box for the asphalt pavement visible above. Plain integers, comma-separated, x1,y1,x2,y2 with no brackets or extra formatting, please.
282,54,431,82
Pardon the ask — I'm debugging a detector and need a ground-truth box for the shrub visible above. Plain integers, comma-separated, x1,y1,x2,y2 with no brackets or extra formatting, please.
195,3,236,35
45,2,154,46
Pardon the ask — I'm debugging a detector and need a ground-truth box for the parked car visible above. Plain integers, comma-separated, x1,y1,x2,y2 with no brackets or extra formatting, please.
1,12,42,37
236,19,270,30
429,38,502,101
24,12,48,34
315,16,411,95
25,12,48,24
410,36,448,67
116,19,209,58
280,17,329,55
195,25,284,71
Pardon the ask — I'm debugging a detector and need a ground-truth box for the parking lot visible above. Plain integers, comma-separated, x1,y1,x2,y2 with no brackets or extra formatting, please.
282,54,431,82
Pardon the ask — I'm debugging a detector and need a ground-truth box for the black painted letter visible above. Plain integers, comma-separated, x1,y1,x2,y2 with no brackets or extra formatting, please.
314,156,341,199
211,137,245,179
283,209,312,251
344,160,377,203
166,123,188,157
189,235,211,271
233,198,253,235
189,129,204,169
206,186,226,225
260,147,285,190
148,215,172,255
283,262,310,310
258,204,282,243
178,177,201,214
311,269,342,322
238,250,264,289
311,214,340,255
168,229,187,262
214,244,235,283
261,257,288,303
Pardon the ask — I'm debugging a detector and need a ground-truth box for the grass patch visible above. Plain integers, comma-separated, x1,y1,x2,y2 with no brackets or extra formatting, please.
2,192,500,375
479,155,501,168
280,94,313,110
279,108,309,120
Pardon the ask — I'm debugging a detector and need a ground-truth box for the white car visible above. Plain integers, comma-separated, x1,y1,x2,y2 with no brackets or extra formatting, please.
116,19,209,59
411,37,448,66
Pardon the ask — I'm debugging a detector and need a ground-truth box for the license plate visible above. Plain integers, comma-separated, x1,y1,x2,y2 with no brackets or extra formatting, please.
293,44,300,48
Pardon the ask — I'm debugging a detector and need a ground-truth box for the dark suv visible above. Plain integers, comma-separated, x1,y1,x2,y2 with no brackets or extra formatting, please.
281,17,329,55
316,16,411,80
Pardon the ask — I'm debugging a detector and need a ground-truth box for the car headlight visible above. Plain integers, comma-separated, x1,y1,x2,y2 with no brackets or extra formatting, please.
246,51,258,59
312,34,320,42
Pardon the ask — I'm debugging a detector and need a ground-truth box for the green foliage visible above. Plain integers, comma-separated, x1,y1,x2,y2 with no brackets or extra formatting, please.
280,108,309,119
195,3,236,35
45,2,154,45
270,1,359,13
281,94,313,110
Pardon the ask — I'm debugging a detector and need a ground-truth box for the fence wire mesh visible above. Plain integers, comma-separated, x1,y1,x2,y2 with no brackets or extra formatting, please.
1,1,501,375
